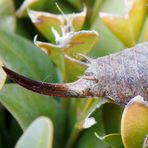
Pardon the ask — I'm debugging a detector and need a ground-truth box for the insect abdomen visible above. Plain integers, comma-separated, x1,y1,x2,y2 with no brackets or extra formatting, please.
87,43,148,105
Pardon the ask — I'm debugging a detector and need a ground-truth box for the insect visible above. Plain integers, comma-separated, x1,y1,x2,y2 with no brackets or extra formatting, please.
2,42,148,106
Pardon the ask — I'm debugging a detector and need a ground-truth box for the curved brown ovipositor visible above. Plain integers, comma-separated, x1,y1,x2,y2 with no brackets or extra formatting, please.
2,66,94,98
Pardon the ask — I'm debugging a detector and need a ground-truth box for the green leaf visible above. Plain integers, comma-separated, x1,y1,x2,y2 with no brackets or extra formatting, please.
35,39,87,81
75,99,107,130
76,108,108,148
121,96,148,148
0,0,16,31
65,31,99,57
66,99,107,147
77,128,108,148
90,0,125,57
65,55,86,81
35,30,98,58
76,103,123,148
28,7,86,42
99,0,147,47
95,133,123,148
0,84,66,147
68,98,107,132
35,30,98,80
66,0,82,9
9,118,22,147
0,30,58,82
102,103,123,134
15,117,53,148
34,40,65,75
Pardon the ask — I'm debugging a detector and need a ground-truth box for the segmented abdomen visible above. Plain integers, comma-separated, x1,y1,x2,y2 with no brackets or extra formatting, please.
88,42,148,105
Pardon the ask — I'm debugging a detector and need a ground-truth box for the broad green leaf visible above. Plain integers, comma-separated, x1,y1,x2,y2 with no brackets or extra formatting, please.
121,96,148,148
100,0,147,47
0,30,58,82
15,117,53,148
0,0,16,31
28,7,86,42
16,0,47,17
0,84,65,147
95,133,123,148
0,61,6,90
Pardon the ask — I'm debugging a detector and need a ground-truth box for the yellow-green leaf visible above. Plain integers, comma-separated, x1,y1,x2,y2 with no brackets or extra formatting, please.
70,6,87,31
100,0,147,47
15,117,53,148
90,0,125,58
65,31,99,57
121,96,148,148
39,30,99,57
35,30,98,79
28,7,86,42
34,39,65,74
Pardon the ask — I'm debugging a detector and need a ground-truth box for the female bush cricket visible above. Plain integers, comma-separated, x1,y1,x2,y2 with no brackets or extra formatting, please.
2,42,148,106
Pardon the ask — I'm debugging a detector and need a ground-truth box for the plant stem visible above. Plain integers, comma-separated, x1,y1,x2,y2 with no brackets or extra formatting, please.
65,99,94,148
65,128,82,148
91,0,103,24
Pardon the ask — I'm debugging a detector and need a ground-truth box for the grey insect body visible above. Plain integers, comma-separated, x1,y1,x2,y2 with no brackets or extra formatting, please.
81,43,148,105
3,42,148,106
